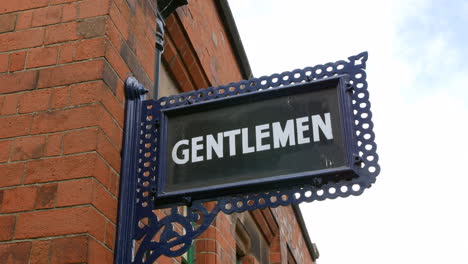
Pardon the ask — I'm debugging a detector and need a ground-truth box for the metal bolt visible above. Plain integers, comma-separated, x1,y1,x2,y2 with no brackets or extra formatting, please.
353,154,363,164
312,177,322,187
182,196,192,207
346,82,354,92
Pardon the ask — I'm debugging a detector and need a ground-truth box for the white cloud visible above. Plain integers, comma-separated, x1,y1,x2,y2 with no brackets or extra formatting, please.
229,0,468,263
302,92,468,263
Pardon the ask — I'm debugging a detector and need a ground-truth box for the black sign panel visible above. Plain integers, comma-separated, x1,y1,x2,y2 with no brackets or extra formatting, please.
157,76,357,204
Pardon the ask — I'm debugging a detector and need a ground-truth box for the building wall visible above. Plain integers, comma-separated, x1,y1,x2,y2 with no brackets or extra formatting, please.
0,0,158,262
272,207,314,264
0,0,314,263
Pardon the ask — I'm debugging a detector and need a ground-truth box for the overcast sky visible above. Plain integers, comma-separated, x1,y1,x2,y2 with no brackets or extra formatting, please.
229,0,468,263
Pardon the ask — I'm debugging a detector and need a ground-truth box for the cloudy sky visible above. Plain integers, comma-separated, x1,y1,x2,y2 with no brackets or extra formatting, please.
229,0,468,263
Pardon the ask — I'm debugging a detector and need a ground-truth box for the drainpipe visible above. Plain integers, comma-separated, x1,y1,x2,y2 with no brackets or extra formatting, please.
153,0,188,99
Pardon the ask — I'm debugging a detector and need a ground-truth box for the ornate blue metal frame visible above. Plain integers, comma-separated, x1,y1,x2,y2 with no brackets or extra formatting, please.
115,52,380,263
154,75,359,206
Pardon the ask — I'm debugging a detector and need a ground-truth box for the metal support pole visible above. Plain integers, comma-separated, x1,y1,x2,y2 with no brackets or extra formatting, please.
114,78,148,264
153,11,165,100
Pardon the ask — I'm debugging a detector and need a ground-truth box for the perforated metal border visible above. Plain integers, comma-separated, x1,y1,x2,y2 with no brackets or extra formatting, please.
125,52,379,263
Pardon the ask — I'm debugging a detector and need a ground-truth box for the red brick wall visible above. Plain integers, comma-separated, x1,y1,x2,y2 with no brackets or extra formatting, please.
175,1,243,86
0,0,150,262
0,1,314,263
272,206,314,264
195,211,237,263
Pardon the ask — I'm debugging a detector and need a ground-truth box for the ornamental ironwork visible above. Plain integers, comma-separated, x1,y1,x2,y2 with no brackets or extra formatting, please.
115,52,379,263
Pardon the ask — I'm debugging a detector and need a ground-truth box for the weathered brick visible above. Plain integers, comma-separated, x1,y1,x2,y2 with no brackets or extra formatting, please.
69,81,103,105
37,59,104,88
106,16,124,50
92,180,117,222
50,86,68,109
261,208,279,235
31,104,105,134
87,237,114,264
197,253,216,264
108,169,119,196
69,81,124,126
130,31,154,81
167,19,186,55
195,239,216,253
27,46,59,68
104,221,116,250
11,135,46,161
101,89,124,127
49,0,79,4
113,0,133,22
0,242,32,263
242,256,259,264
63,127,98,154
0,93,20,115
0,28,44,52
0,53,8,73
0,163,24,187
45,22,80,45
105,43,130,81
251,210,274,242
15,10,33,30
115,78,125,104
35,183,58,209
109,3,129,39
270,252,281,263
75,37,106,61
77,17,107,38
62,2,78,22
119,41,152,89
170,55,194,92
30,240,50,264
56,178,94,207
79,0,111,19
24,153,97,184
0,140,11,162
0,114,33,139
93,155,111,189
50,235,88,264
102,60,118,93
0,0,48,15
0,14,16,33
0,190,4,212
270,241,280,252
163,37,178,65
44,133,63,156
109,119,123,151
0,215,15,241
0,70,38,93
97,108,120,147
97,132,120,172
158,255,176,264
32,5,62,27
9,51,26,72
189,62,209,89
18,88,51,113
15,206,106,240
56,178,115,222
1,185,37,213
58,42,75,64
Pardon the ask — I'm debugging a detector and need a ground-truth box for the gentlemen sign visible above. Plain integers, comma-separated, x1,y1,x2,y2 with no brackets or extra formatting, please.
171,112,333,165
156,76,358,204
116,52,379,263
